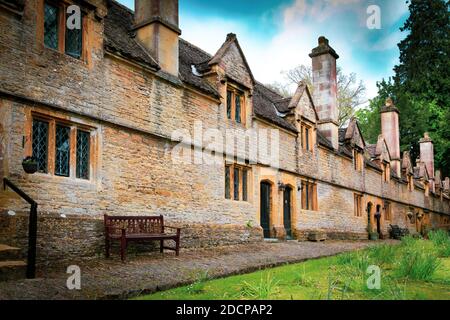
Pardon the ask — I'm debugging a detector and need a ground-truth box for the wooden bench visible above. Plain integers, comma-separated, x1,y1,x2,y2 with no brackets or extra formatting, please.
104,215,181,262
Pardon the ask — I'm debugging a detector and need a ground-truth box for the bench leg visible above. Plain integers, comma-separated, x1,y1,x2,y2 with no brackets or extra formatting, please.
160,240,164,253
105,238,110,258
120,237,127,262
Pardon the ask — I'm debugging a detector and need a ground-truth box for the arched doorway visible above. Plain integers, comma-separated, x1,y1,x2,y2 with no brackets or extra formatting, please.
375,205,382,236
260,181,272,238
283,186,293,239
367,202,373,239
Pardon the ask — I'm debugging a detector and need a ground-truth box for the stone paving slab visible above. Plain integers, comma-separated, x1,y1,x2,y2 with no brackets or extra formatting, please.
0,240,397,300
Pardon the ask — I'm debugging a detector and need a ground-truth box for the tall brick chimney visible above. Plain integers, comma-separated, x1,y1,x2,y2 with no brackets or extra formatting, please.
134,0,181,76
310,36,339,149
381,98,401,177
420,132,435,191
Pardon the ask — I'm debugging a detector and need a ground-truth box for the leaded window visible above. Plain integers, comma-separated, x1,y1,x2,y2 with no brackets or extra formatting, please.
242,169,248,201
32,119,49,173
76,130,90,179
226,91,232,120
225,166,231,199
234,168,240,200
235,94,241,123
65,14,82,58
44,3,59,50
55,124,70,177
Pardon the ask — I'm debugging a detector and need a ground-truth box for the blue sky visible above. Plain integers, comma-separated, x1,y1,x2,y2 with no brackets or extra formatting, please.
117,0,410,101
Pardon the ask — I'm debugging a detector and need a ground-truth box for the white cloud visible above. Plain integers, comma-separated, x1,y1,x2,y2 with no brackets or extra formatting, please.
181,0,406,102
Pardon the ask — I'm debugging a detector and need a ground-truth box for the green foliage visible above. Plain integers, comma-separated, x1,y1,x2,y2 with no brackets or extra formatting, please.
367,244,397,266
429,230,450,258
239,273,280,299
396,238,440,280
139,239,450,300
185,270,210,295
357,0,450,176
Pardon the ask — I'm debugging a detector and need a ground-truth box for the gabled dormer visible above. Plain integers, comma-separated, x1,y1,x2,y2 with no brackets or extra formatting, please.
285,82,318,152
402,151,414,191
339,118,366,171
375,135,392,182
193,33,255,127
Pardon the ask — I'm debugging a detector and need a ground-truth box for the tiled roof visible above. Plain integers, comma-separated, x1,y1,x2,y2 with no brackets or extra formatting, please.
104,1,160,70
317,131,333,149
253,83,297,132
105,0,219,97
105,0,300,126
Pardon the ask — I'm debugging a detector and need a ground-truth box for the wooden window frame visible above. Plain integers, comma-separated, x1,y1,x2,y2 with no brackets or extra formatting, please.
301,123,313,152
226,85,246,126
353,150,363,171
383,163,390,183
40,0,86,60
354,194,363,217
384,202,391,221
225,164,251,202
301,180,317,211
28,113,95,181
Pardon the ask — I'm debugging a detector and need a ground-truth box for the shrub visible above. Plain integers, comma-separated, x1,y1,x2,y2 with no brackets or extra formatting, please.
396,248,440,280
428,230,449,247
367,244,397,266
428,230,450,258
240,273,280,299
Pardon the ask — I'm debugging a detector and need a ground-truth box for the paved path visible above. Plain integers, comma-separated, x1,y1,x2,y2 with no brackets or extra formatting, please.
0,240,396,300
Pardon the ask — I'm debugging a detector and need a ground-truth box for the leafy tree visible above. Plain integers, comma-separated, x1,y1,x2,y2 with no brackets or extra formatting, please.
267,65,366,127
358,0,450,176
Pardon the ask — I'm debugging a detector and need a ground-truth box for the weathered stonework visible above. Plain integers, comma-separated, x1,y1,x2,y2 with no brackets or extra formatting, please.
0,0,449,266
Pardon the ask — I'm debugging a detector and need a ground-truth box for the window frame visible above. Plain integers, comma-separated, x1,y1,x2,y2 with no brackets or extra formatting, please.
225,85,246,125
29,113,95,181
41,0,85,60
224,163,251,202
354,194,363,217
301,123,314,152
353,149,363,171
301,180,317,211
384,201,391,221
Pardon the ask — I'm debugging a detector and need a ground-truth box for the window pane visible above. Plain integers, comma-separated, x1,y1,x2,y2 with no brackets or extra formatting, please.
305,183,309,210
226,91,232,119
242,169,248,201
225,166,230,199
235,94,241,123
65,14,82,58
76,130,90,179
234,168,239,200
305,127,310,150
32,119,49,173
55,125,70,177
44,3,59,49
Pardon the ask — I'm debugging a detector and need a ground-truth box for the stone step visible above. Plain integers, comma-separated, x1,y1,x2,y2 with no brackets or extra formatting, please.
0,244,22,260
0,260,27,282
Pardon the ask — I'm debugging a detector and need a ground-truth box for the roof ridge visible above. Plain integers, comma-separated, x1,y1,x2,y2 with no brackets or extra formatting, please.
179,38,213,59
109,0,134,15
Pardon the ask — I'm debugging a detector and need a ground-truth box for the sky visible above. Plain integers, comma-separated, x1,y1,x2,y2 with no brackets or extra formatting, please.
117,0,410,102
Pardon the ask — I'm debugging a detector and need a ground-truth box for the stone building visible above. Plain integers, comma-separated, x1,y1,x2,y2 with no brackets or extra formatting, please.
0,0,449,264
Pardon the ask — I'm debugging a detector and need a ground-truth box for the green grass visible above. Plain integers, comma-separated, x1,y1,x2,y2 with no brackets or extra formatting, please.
136,237,450,300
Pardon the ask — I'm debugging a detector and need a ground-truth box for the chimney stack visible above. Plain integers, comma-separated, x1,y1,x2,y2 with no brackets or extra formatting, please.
381,98,401,177
310,36,339,149
134,0,181,76
419,132,435,192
